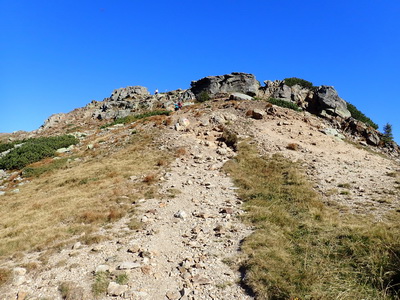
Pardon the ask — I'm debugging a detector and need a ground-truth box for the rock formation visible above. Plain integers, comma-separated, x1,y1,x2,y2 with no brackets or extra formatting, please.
190,72,260,98
34,72,396,152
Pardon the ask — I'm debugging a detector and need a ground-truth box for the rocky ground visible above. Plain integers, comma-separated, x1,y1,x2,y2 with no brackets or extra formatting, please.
1,100,399,299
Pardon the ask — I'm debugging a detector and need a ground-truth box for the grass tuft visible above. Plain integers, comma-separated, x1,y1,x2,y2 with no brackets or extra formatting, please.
224,142,400,299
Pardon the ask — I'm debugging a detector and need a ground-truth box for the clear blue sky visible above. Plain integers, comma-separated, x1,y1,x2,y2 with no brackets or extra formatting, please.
1,1,399,142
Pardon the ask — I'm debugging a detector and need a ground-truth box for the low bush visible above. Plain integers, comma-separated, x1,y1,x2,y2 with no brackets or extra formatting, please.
268,98,301,112
347,102,378,129
197,91,211,103
0,140,21,153
284,77,316,90
0,135,78,170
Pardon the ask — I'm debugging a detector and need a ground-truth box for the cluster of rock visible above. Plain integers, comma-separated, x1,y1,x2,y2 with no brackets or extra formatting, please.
91,87,195,121
35,72,396,150
190,73,395,149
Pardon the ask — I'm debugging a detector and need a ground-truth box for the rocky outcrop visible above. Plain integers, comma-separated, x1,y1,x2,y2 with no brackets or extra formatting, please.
39,113,67,131
314,86,351,119
110,86,150,101
92,86,196,120
259,80,314,107
190,72,260,98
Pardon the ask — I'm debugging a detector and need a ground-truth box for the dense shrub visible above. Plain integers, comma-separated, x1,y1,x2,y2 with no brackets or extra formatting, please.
0,140,21,153
101,110,170,128
346,102,378,129
0,135,78,170
197,91,211,103
284,77,316,90
268,98,301,111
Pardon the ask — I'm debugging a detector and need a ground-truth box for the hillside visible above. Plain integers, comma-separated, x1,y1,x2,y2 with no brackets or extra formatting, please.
0,73,399,299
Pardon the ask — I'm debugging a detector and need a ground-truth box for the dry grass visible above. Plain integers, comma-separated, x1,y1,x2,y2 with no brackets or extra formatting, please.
175,147,187,157
286,143,299,151
0,132,170,261
0,269,11,286
224,142,400,299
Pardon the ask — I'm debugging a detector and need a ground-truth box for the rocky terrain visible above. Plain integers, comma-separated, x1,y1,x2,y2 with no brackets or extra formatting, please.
0,73,399,299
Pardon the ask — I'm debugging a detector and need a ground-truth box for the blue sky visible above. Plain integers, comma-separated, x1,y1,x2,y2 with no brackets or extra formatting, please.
1,0,399,142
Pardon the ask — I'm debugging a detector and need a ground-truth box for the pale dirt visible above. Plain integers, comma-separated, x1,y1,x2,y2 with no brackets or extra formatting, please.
1,100,399,299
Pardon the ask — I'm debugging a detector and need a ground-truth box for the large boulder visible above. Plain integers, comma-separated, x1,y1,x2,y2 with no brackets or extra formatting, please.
190,72,260,98
314,86,351,119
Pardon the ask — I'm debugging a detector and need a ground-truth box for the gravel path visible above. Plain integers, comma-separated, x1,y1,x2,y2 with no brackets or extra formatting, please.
0,128,252,300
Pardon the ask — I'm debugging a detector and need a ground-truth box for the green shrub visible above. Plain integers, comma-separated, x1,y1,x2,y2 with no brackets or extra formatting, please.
197,91,211,103
0,135,78,170
347,102,378,129
101,110,170,128
268,98,301,111
284,77,316,90
0,140,22,153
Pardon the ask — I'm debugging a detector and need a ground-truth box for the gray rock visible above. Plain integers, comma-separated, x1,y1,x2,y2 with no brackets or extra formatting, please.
322,128,345,140
107,282,128,296
39,113,67,131
166,291,181,300
315,86,351,119
190,72,260,98
118,262,141,269
229,92,253,101
0,191,5,196
274,84,292,100
72,242,82,249
174,210,188,219
110,86,150,102
366,132,380,146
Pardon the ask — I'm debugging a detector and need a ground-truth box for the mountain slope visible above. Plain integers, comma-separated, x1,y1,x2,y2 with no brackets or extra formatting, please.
0,75,399,299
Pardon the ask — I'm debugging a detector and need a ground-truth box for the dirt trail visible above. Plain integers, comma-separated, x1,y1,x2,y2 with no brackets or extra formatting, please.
0,127,252,300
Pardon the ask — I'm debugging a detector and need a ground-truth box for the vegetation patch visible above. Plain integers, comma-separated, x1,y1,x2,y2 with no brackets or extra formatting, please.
346,102,379,129
101,110,170,128
0,135,78,170
197,91,211,103
284,77,316,90
23,157,69,178
268,98,301,112
0,268,12,286
92,271,110,296
0,140,22,153
224,142,400,299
